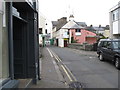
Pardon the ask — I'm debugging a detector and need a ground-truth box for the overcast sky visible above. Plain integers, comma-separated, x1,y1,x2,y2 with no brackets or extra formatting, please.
38,0,120,26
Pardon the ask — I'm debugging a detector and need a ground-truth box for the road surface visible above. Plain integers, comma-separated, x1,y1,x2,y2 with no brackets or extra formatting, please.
49,46,119,88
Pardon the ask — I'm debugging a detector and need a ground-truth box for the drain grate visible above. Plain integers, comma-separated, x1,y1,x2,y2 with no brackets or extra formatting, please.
69,81,83,88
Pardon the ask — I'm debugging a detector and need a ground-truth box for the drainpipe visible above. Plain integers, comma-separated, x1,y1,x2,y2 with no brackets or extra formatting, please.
7,2,14,79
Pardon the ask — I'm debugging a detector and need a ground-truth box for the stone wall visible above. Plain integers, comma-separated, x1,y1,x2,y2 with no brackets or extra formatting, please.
68,43,97,51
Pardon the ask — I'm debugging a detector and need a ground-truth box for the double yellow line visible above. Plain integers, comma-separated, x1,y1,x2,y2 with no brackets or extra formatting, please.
47,48,77,82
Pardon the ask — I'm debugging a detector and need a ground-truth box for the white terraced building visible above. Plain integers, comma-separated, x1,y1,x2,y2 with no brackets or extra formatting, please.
110,1,120,39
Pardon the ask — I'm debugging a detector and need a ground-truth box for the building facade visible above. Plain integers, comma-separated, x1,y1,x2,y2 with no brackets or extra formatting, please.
69,29,97,44
110,1,120,39
1,1,39,89
52,16,97,47
52,17,67,47
39,14,52,46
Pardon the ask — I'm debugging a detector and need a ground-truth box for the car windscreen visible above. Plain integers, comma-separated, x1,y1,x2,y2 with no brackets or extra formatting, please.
113,41,120,49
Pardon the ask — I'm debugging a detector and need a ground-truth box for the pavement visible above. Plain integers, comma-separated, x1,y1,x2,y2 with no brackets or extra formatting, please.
29,47,67,88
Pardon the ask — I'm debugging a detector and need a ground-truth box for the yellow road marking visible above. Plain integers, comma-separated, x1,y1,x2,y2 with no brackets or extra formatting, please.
64,65,77,81
48,48,77,82
61,65,73,82
47,48,53,57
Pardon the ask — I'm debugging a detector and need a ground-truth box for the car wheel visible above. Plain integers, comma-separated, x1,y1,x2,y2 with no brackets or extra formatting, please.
99,53,104,61
115,57,120,69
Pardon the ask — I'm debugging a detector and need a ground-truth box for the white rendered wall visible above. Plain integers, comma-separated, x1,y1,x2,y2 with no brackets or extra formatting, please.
113,21,119,34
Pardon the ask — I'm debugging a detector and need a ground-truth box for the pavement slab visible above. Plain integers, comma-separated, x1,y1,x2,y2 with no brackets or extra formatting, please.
29,47,66,88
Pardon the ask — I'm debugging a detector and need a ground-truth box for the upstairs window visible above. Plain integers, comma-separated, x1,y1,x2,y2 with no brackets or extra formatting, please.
75,29,81,32
45,29,47,34
112,9,119,21
113,14,115,21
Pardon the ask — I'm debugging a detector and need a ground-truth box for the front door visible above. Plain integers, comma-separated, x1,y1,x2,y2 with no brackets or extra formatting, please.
64,40,68,47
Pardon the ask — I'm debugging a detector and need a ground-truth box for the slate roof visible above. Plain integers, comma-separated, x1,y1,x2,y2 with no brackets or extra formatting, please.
93,27,105,31
52,21,58,27
62,20,84,29
76,22,87,27
85,26,106,33
52,17,67,30
52,17,87,30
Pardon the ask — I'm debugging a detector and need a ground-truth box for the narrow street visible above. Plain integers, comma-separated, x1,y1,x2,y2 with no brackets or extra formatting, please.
48,46,118,88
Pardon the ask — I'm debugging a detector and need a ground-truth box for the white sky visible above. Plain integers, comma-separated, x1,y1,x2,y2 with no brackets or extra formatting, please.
38,0,120,26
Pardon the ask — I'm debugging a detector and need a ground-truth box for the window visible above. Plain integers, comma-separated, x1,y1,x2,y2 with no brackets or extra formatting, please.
45,29,47,34
107,42,112,48
102,41,108,48
75,29,81,32
113,41,120,49
112,9,119,21
113,14,115,21
39,28,42,34
67,31,69,35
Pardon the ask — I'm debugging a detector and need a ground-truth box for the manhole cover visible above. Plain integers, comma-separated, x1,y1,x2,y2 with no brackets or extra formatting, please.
69,82,82,88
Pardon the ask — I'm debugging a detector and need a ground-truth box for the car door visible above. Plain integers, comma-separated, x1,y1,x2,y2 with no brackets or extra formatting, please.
105,41,114,60
101,41,108,59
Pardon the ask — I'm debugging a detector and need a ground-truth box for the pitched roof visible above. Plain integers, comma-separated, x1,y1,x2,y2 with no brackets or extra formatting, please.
62,20,84,29
76,22,87,27
52,17,67,30
52,21,58,28
93,27,105,31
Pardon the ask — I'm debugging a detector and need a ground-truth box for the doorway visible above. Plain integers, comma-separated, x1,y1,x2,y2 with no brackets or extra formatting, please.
13,16,27,78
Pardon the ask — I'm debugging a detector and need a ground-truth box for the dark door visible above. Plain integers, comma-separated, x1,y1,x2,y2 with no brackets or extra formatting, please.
9,2,39,79
56,39,58,46
13,17,27,78
64,40,68,47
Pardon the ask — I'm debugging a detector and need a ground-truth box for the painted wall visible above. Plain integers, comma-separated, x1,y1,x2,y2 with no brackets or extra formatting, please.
59,38,64,47
39,15,46,34
110,2,120,39
70,29,97,44
86,37,96,44
57,29,69,47
0,9,2,80
103,30,110,38
0,2,9,80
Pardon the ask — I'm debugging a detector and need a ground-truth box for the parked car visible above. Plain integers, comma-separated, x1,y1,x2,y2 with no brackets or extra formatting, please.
97,39,120,69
